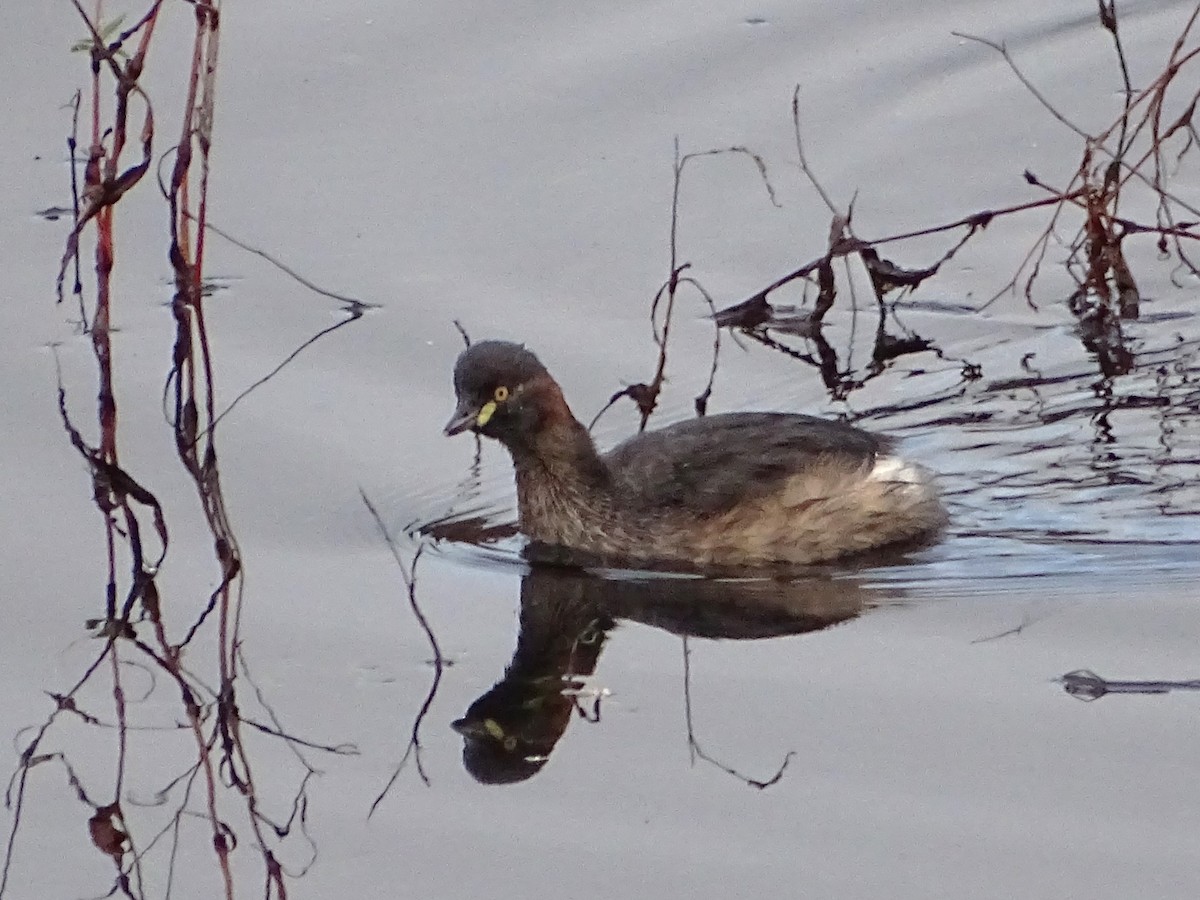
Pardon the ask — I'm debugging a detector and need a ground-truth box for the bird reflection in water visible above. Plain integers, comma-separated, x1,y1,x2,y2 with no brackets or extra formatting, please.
452,563,882,785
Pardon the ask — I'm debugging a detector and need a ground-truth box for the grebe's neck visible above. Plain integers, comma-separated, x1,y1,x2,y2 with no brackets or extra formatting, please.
503,381,611,542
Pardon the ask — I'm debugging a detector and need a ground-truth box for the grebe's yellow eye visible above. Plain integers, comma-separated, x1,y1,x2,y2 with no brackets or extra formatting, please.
493,385,509,402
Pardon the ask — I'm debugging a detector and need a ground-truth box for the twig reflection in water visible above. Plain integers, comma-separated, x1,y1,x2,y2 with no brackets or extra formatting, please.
452,566,886,786
1059,669,1200,701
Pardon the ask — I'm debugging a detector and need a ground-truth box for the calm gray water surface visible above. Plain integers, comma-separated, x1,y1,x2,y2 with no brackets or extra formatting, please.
2,1,1199,898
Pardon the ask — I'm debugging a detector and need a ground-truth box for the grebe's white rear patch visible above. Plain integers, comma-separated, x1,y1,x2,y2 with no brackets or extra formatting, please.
870,454,925,485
